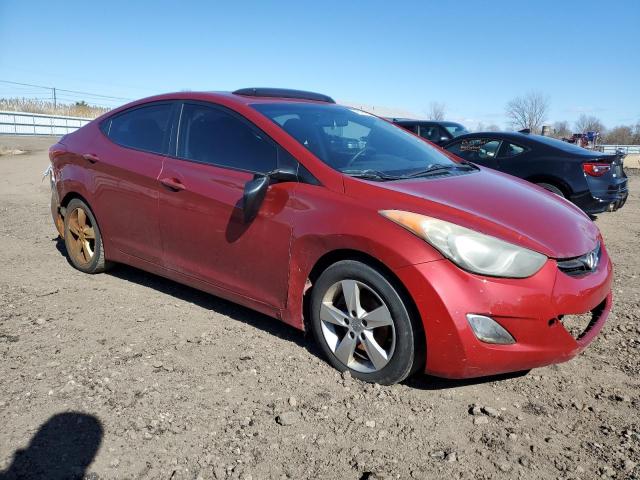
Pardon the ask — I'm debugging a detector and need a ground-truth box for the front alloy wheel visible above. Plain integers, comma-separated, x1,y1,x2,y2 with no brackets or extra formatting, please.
310,260,422,385
320,280,395,373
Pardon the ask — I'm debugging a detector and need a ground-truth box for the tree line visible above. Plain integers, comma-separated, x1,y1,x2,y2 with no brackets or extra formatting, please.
425,93,639,144
504,92,640,144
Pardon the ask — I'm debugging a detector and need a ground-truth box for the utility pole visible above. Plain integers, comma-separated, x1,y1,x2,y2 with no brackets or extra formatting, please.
52,87,57,108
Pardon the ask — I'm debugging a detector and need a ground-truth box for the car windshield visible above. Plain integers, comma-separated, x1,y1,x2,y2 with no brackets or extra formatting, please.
528,134,592,154
252,103,465,180
442,122,469,137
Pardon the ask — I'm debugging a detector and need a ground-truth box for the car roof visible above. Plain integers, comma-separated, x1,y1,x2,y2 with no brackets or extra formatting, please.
127,89,337,108
453,131,532,141
390,118,464,126
98,89,341,122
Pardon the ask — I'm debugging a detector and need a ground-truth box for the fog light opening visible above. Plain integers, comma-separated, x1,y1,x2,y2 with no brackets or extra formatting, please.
466,314,516,345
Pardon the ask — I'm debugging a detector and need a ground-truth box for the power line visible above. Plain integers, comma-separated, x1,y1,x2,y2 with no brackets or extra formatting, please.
0,79,133,101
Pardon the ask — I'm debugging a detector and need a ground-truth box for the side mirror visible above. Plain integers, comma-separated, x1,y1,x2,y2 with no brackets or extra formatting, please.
439,136,449,143
242,167,298,223
242,175,270,223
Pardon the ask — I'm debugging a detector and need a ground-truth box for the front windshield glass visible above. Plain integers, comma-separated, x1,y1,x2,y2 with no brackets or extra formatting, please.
442,122,470,137
252,103,464,179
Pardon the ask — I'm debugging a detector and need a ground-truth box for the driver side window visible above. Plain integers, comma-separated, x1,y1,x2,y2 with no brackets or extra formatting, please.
177,103,277,173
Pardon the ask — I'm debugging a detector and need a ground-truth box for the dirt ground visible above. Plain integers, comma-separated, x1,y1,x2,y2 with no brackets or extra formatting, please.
0,136,638,480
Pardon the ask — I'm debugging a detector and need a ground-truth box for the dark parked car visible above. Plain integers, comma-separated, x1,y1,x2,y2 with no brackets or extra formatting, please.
390,119,469,146
442,131,628,215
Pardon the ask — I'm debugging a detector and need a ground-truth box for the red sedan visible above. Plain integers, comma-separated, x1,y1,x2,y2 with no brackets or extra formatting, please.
47,88,612,385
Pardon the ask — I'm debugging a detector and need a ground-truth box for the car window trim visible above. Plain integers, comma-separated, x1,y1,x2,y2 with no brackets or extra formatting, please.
99,101,177,157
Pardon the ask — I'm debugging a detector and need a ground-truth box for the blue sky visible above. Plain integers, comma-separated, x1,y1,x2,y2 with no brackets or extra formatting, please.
1,0,638,129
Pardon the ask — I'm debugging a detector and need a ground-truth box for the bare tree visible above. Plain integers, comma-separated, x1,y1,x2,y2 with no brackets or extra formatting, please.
505,91,549,133
552,120,572,138
485,123,500,131
575,114,605,134
426,102,446,121
604,125,634,145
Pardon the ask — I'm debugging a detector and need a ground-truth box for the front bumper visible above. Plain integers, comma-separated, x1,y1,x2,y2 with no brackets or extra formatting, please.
394,245,613,379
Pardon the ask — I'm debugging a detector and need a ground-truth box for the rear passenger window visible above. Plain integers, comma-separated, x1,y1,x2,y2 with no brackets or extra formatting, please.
178,103,277,173
105,103,173,154
498,142,525,158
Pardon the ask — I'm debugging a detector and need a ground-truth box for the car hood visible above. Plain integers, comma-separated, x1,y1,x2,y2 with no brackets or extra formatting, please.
348,167,599,259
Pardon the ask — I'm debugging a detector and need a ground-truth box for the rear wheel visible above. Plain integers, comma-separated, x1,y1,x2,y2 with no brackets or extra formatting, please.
310,260,421,385
537,182,565,197
63,198,109,273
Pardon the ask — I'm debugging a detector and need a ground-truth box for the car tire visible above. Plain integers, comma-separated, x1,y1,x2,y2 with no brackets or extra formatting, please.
310,260,422,385
537,182,565,197
63,198,109,274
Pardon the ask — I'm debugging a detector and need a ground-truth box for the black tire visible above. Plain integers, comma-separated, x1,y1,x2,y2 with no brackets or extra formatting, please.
537,182,565,197
310,260,422,385
63,198,109,274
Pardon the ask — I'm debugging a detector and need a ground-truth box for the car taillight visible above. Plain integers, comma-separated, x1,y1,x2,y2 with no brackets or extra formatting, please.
583,163,611,177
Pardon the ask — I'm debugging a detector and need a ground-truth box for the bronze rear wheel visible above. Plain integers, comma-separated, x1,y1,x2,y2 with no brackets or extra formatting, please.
63,198,108,273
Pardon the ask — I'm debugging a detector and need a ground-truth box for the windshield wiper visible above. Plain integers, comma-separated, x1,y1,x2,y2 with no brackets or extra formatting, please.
341,169,403,181
403,163,475,178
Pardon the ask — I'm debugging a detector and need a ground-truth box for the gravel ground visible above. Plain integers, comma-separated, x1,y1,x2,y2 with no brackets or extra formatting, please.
0,137,638,480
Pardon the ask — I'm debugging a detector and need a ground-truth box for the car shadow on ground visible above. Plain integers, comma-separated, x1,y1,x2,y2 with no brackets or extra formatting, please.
54,238,318,355
54,237,530,391
0,412,102,480
404,370,530,391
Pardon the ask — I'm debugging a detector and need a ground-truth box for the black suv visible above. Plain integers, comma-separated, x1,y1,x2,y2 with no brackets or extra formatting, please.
442,131,628,215
390,119,469,146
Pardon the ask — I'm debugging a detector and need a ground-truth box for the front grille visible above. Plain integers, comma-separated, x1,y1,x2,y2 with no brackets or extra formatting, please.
557,242,601,277
558,299,607,341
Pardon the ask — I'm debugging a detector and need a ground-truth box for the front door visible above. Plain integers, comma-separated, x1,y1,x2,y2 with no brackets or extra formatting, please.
158,102,295,309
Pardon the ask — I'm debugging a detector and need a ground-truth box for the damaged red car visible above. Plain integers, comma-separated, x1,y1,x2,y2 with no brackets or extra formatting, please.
47,88,613,385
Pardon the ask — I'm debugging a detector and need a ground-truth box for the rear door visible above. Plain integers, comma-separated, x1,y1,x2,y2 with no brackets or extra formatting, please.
93,102,176,264
158,101,296,309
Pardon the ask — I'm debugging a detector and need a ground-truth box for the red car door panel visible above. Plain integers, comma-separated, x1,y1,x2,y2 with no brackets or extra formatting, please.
158,158,295,309
90,102,175,264
92,134,164,263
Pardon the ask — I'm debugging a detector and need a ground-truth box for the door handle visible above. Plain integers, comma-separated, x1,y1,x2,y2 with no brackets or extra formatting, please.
82,153,100,163
159,177,186,191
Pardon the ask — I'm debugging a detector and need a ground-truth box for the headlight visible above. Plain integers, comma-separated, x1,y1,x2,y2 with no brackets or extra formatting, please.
380,210,547,278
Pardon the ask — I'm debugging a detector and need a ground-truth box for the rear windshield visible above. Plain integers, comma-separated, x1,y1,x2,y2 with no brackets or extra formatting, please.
529,134,592,154
441,122,469,137
252,103,459,178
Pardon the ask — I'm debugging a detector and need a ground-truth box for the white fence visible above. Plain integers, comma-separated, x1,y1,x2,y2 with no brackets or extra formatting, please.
598,144,640,154
0,110,92,136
